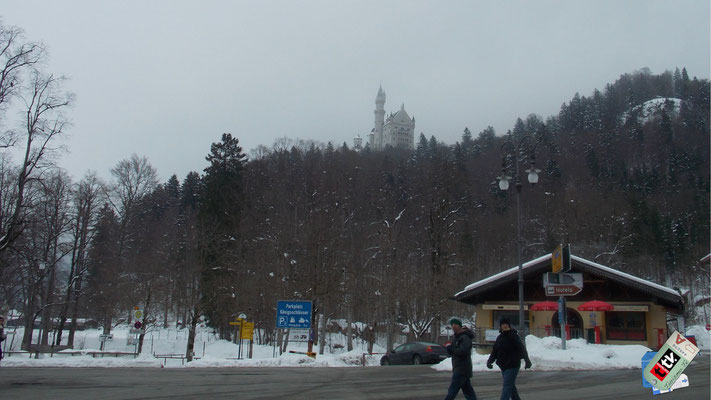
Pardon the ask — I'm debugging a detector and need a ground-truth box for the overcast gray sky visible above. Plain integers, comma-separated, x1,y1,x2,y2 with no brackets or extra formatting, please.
2,1,709,182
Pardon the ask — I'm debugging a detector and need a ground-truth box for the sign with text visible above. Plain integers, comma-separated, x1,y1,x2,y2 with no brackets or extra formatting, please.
289,329,310,342
240,322,255,340
485,329,499,342
543,272,582,287
643,331,699,391
552,244,563,273
551,244,571,273
652,374,689,395
482,304,529,310
546,285,583,296
276,300,312,329
544,272,583,296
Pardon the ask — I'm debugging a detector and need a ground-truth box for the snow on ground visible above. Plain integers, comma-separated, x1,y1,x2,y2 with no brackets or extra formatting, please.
0,324,387,368
686,325,710,350
433,335,652,372
2,325,708,370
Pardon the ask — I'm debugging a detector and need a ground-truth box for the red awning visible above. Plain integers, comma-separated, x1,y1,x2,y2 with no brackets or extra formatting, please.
578,300,614,311
530,301,559,311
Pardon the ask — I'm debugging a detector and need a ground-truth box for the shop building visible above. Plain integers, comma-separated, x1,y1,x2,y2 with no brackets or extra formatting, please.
453,253,684,352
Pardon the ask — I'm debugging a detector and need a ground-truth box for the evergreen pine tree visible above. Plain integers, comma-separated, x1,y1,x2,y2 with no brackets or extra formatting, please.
428,135,439,158
461,127,473,154
673,68,682,98
198,133,247,337
181,171,202,210
415,133,428,159
475,126,496,151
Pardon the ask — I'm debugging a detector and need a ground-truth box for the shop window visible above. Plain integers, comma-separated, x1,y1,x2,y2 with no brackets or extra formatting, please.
492,310,529,330
605,312,646,341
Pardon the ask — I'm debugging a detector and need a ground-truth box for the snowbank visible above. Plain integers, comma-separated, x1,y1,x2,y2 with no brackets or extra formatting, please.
2,345,380,369
686,325,710,350
0,325,386,368
1,353,163,368
432,335,651,372
6,325,706,370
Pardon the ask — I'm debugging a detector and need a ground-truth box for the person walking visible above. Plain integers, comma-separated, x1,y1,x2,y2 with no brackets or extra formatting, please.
0,315,6,362
444,318,477,400
486,317,532,400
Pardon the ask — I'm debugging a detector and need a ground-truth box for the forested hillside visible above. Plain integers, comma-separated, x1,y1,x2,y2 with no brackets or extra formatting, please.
2,67,708,352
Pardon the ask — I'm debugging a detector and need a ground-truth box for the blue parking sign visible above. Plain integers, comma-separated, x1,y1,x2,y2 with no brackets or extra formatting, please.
276,300,312,329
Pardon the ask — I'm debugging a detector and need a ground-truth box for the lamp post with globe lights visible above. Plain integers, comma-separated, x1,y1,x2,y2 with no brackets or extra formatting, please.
496,135,541,338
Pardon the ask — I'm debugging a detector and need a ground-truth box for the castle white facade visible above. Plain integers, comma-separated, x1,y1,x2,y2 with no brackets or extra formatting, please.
354,86,415,151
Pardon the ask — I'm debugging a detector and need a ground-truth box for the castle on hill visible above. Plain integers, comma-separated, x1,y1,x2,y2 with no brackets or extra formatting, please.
353,86,415,151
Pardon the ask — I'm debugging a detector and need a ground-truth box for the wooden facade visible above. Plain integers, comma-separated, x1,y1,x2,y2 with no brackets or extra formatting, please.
454,254,684,352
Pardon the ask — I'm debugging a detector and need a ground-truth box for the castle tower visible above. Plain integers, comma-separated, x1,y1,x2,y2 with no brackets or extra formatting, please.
353,134,363,151
382,103,416,149
374,85,386,150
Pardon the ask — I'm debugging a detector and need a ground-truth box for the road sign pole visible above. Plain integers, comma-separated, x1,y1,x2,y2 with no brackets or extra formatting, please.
560,295,567,350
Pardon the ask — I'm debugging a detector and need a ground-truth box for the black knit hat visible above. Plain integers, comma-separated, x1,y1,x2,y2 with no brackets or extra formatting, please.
499,317,511,326
449,318,462,327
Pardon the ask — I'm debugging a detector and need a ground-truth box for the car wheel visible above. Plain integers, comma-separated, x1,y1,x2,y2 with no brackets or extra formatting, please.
413,355,422,365
381,358,390,366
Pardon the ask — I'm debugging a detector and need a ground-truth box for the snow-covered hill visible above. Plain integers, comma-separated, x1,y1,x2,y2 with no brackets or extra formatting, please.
624,97,681,123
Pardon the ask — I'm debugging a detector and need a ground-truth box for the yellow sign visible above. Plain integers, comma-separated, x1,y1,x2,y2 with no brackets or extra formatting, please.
240,322,255,340
229,321,242,326
552,244,563,273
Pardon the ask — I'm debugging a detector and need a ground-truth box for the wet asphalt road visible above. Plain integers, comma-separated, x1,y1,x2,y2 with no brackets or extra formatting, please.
1,355,708,399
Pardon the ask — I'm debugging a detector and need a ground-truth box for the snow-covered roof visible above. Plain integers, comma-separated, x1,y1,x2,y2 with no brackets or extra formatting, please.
454,253,683,309
456,253,551,296
569,255,679,298
388,104,414,124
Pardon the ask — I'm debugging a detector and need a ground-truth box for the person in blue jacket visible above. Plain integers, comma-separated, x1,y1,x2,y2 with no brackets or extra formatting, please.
487,317,532,400
444,318,477,400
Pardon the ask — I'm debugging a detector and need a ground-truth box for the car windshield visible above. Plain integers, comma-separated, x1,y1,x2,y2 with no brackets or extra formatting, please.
418,342,441,347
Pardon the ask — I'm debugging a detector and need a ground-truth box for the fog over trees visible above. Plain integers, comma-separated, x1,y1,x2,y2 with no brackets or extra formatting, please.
0,21,708,355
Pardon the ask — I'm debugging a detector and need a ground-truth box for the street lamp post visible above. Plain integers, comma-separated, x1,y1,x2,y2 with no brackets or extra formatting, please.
496,135,540,339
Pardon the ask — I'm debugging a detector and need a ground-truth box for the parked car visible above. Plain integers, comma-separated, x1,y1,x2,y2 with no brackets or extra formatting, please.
380,341,449,365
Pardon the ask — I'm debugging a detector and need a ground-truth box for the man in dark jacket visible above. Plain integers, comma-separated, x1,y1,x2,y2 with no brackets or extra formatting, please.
444,318,477,400
486,317,532,400
0,315,6,362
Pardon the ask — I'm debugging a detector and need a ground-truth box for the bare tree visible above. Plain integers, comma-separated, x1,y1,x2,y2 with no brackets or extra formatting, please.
106,154,158,352
0,22,44,131
0,71,72,256
108,154,158,256
37,171,73,346
55,172,104,347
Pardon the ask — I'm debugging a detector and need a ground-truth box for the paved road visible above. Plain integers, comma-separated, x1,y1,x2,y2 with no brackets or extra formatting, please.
1,356,708,399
